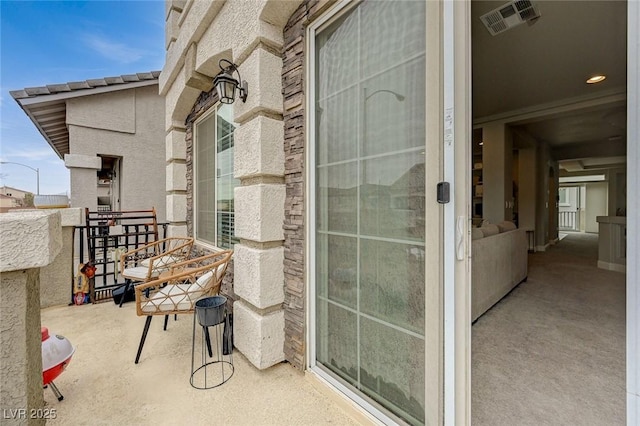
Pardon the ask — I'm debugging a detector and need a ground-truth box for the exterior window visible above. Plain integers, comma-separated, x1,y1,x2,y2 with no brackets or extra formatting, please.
194,104,239,249
312,1,426,425
558,187,569,206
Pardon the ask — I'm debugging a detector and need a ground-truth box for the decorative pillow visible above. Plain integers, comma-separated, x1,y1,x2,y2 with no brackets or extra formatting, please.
497,221,517,232
479,224,500,237
471,228,484,240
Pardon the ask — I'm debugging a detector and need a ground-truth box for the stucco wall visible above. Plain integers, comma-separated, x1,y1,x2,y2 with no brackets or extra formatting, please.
585,182,608,233
66,85,166,221
0,269,44,425
0,210,62,425
39,208,84,308
161,0,308,370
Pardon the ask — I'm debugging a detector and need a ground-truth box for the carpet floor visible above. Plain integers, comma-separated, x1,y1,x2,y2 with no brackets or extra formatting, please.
472,232,626,425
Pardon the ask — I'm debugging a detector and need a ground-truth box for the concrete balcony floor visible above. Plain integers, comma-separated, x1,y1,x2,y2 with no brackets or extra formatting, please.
41,302,362,425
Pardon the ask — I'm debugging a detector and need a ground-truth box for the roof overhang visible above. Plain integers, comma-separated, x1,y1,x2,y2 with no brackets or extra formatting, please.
11,72,160,159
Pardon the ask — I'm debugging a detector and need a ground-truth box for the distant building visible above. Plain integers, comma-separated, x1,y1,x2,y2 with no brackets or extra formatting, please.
0,193,25,212
0,185,31,200
10,72,166,221
0,186,31,212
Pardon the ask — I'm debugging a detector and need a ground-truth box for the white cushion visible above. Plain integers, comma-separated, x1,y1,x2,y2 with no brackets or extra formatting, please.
140,284,192,313
471,228,484,240
122,266,151,280
185,271,214,296
140,255,180,270
140,271,215,313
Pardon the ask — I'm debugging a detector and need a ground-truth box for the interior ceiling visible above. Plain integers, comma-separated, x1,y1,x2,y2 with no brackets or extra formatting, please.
472,0,627,170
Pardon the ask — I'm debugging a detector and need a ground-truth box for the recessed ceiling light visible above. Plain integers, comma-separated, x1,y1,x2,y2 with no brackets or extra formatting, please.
586,75,606,84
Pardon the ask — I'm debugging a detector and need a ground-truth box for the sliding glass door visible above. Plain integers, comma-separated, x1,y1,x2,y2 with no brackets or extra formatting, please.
309,1,442,424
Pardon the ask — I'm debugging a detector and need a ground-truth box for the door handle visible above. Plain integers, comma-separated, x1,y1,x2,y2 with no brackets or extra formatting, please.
456,216,465,260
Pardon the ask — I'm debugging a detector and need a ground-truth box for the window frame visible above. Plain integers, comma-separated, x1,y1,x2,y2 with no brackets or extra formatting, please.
192,103,237,251
306,1,431,425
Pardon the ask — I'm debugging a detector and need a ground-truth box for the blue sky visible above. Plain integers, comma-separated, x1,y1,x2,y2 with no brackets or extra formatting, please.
0,0,165,195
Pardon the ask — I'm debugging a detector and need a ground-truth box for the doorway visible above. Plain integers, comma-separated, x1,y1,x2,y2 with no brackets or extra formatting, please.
97,155,121,211
468,0,629,424
558,186,580,231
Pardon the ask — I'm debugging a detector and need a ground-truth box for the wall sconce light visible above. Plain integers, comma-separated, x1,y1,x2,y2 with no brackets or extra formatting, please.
213,59,248,104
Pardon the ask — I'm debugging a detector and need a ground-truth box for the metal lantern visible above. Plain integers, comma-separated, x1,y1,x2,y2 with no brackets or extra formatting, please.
213,59,248,104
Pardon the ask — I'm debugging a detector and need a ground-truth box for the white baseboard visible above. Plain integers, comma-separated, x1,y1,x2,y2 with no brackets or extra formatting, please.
597,260,626,273
535,243,550,252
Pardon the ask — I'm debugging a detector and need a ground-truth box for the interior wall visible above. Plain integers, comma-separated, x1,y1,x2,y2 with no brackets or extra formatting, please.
482,122,512,224
548,164,558,241
518,148,536,231
535,142,551,249
627,0,639,417
608,168,627,216
585,182,608,233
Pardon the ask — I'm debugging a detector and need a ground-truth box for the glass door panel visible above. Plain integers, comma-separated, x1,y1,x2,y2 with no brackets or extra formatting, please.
313,1,432,425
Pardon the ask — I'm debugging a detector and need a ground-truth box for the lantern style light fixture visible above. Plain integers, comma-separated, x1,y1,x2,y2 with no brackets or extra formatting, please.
213,59,248,104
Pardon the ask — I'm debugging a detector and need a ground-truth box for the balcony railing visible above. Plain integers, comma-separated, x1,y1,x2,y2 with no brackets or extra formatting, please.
559,211,578,231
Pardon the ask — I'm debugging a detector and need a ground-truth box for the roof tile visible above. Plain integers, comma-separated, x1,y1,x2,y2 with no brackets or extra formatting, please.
46,84,72,93
11,71,160,99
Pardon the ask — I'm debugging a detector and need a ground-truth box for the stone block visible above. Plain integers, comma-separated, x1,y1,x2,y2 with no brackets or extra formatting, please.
234,244,284,309
57,207,84,227
234,48,284,124
233,300,285,369
167,224,188,238
40,226,74,308
235,184,285,242
166,193,187,223
167,162,187,191
166,129,187,161
0,211,62,272
184,42,213,92
64,153,102,170
165,8,180,50
235,115,284,179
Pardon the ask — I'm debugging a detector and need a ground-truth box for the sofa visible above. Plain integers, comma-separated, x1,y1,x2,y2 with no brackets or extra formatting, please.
471,221,528,322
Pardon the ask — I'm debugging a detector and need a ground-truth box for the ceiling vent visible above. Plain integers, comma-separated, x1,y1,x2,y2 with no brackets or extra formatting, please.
480,0,541,36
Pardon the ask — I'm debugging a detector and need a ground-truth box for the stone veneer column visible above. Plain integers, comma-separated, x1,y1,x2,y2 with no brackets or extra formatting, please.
0,211,62,425
231,44,287,370
280,0,332,370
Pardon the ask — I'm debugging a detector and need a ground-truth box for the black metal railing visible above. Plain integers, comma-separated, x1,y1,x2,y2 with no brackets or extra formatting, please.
73,208,167,303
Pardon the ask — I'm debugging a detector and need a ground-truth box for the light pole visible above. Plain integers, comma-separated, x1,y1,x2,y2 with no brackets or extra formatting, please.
0,161,40,195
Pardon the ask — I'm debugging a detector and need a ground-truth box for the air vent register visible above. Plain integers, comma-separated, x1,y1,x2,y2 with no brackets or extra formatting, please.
480,0,541,36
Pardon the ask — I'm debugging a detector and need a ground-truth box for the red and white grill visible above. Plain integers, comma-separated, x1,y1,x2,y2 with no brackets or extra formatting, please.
41,327,75,401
